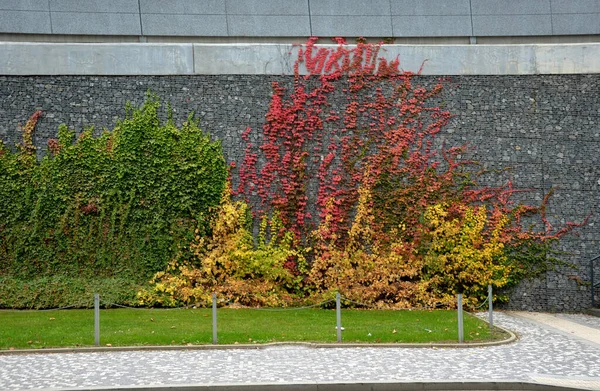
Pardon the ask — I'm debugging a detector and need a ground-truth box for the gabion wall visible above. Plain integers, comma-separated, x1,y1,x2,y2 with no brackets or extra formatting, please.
1,74,598,311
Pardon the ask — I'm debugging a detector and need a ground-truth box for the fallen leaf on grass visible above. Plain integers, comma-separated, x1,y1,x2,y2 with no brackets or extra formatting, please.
105,344,112,347
49,318,55,321
392,329,397,334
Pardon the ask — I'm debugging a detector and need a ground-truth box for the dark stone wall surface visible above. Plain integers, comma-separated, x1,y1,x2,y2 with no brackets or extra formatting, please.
1,74,598,311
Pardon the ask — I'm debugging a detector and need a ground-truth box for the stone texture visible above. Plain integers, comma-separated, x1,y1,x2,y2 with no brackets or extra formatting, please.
309,0,391,16
141,14,228,36
311,16,393,37
227,15,310,37
226,0,309,16
0,0,49,11
51,12,142,35
140,0,226,14
471,0,552,15
392,15,472,37
49,0,139,13
550,0,599,14
0,11,52,34
391,0,471,16
0,74,599,312
552,14,600,35
472,15,553,36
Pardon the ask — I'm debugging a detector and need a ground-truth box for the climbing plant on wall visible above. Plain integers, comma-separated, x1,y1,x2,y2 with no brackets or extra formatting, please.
0,96,227,284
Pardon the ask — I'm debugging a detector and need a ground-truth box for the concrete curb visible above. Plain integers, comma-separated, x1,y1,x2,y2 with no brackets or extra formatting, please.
0,323,517,355
38,380,587,391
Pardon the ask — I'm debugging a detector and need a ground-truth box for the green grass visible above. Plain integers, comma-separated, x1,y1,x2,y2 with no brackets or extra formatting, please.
0,308,507,349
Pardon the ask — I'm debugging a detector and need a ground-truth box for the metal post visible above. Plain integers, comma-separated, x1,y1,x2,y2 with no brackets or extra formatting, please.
457,293,464,343
488,285,493,328
336,293,342,343
592,259,595,307
212,293,218,345
94,293,100,347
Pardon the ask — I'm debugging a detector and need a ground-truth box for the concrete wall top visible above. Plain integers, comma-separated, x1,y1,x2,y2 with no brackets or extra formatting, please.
1,0,599,38
0,42,599,76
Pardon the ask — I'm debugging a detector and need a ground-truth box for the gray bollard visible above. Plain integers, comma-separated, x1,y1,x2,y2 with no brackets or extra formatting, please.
457,293,464,343
212,293,217,345
488,284,493,328
94,293,100,347
336,293,342,343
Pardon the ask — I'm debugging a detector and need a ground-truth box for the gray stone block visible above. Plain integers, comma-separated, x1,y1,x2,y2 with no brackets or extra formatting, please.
51,12,141,35
473,15,552,36
311,16,393,36
50,0,139,13
551,0,599,13
310,0,391,16
552,14,600,34
471,0,551,15
227,15,310,36
391,0,471,16
0,0,49,11
142,14,228,36
226,0,309,15
392,15,472,36
140,0,226,15
0,11,52,34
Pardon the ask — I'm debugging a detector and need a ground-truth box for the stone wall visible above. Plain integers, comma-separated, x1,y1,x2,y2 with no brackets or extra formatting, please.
1,74,598,311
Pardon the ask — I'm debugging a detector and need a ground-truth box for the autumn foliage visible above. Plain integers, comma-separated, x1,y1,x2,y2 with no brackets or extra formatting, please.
142,38,582,308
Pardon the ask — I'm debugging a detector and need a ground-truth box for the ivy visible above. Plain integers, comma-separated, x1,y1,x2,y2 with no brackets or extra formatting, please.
0,95,227,282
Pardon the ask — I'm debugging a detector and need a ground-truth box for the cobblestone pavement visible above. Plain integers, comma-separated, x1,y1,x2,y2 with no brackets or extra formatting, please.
0,312,599,390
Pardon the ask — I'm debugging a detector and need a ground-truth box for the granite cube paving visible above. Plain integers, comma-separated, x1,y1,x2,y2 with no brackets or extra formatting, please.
0,312,598,390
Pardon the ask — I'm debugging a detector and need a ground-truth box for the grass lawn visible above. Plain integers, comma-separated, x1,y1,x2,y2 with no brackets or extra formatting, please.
0,308,507,349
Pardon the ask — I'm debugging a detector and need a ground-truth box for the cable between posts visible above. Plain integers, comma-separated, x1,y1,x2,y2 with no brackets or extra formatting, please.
340,296,449,311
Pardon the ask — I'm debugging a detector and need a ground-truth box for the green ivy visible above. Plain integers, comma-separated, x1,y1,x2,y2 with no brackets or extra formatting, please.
0,95,228,284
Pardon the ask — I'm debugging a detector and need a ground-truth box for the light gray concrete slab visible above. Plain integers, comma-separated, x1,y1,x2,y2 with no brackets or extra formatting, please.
193,44,295,75
471,0,552,15
311,16,393,37
226,0,309,15
473,15,553,36
392,15,472,37
227,15,311,37
535,43,600,74
552,14,600,35
49,0,139,14
0,43,194,75
391,0,471,16
550,0,599,14
0,11,52,34
51,12,142,35
309,0,392,16
140,0,226,15
2,43,600,76
0,0,49,11
141,14,228,36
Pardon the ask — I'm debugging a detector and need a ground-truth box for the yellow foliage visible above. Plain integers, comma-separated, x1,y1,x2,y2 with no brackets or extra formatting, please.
421,203,511,305
138,183,305,307
309,181,428,308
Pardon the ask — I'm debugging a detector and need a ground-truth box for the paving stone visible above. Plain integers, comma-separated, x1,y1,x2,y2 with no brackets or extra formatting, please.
0,312,599,390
